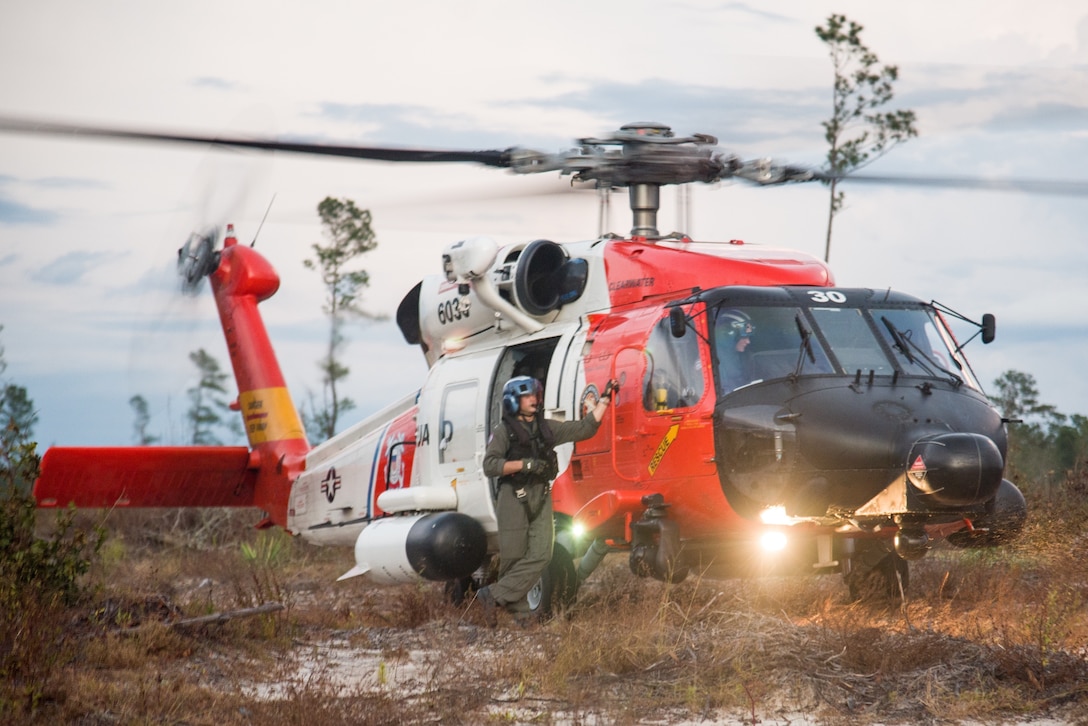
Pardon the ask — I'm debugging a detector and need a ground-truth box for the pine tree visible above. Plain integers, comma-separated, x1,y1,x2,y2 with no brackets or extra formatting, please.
816,14,918,262
186,348,234,445
129,394,158,445
303,197,380,441
0,326,38,491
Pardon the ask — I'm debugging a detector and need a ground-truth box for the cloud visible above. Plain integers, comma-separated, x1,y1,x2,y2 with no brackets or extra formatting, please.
30,250,121,285
31,176,109,191
314,79,832,157
544,79,826,147
304,61,1086,179
0,195,59,225
192,76,240,92
987,102,1088,133
902,65,1088,125
315,102,444,134
708,2,798,24
312,102,564,149
0,174,109,225
0,173,107,191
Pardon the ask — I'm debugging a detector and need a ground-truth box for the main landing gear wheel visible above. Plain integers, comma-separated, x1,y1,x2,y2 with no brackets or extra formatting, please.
525,543,578,622
845,540,910,601
629,494,689,584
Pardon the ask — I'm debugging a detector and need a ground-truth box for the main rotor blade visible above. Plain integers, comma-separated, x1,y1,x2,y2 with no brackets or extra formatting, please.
0,116,511,167
812,171,1088,197
6,115,1088,197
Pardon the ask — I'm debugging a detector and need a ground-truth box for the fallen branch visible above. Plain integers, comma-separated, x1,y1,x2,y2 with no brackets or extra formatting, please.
168,602,285,628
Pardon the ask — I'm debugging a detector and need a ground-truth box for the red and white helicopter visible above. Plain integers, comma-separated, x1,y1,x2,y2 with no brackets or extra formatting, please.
8,118,1029,613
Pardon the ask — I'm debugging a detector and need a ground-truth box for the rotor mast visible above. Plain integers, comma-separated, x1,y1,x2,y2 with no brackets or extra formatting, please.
629,183,662,238
572,121,712,240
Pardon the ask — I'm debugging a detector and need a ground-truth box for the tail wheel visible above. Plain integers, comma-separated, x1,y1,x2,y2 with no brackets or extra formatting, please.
444,577,476,606
525,543,578,621
446,554,496,607
846,540,910,601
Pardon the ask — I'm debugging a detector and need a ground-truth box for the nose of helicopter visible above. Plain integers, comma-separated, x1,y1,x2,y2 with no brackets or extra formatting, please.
717,379,1008,519
787,381,1007,515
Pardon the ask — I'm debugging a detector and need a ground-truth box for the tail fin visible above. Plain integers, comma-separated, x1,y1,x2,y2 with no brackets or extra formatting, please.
35,226,310,530
204,226,310,523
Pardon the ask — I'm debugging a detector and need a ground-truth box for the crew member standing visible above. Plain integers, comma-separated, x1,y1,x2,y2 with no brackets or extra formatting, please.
477,375,617,625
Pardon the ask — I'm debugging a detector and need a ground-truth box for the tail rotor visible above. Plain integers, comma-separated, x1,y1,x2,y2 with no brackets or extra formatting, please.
177,227,221,295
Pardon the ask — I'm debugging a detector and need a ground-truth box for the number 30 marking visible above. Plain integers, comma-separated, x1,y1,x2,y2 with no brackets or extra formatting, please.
808,290,847,304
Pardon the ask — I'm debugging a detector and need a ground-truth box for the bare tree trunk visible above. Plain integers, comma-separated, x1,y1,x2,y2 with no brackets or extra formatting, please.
325,314,338,440
823,178,838,263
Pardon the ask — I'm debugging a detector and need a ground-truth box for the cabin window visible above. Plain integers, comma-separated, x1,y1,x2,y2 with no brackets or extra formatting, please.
439,382,478,466
643,316,705,411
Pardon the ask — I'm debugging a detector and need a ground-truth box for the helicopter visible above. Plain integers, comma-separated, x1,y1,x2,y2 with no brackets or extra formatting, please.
6,116,1032,614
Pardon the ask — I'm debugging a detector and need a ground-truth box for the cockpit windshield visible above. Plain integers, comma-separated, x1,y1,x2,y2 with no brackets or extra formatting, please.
705,288,982,395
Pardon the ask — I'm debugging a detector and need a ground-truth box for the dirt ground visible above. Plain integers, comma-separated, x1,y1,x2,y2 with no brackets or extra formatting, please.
9,507,1088,725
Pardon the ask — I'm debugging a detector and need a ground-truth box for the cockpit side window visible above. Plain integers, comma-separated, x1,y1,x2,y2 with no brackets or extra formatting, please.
875,309,945,372
874,307,980,388
642,316,705,411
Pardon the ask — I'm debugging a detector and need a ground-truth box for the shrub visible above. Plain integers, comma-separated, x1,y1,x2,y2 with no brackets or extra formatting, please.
0,442,105,716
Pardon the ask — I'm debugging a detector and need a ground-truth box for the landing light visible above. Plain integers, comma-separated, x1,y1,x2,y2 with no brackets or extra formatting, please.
759,530,788,552
570,522,586,540
759,505,801,526
441,337,466,354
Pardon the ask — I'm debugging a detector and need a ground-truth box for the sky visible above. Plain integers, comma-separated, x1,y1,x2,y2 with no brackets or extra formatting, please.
1,0,1086,447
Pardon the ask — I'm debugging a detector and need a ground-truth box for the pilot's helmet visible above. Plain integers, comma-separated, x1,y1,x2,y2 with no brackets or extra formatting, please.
502,375,543,416
719,309,755,340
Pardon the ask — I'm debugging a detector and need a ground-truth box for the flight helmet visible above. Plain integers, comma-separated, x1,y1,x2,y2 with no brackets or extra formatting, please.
502,376,543,416
718,308,755,339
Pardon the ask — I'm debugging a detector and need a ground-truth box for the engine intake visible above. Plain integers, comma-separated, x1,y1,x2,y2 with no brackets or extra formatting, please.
514,239,588,316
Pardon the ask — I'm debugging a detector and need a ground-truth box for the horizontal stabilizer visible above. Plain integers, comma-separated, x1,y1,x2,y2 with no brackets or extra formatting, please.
35,447,257,509
337,564,372,582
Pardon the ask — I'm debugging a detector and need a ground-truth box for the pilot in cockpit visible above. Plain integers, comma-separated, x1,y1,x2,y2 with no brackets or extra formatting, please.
717,309,757,392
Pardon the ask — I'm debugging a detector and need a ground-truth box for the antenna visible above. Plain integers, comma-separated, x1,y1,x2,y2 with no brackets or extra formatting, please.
251,193,277,247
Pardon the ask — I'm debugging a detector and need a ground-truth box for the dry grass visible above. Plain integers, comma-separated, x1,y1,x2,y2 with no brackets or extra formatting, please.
5,497,1088,725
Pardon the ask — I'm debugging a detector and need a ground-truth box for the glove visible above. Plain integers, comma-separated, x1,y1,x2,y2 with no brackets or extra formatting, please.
522,458,549,475
602,379,620,399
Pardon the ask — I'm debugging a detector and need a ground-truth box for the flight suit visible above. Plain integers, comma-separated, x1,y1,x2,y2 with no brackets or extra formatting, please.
482,412,601,609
